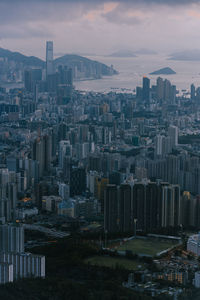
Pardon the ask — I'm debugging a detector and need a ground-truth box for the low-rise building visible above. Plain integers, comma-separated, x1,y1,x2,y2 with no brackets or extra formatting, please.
0,263,13,284
187,233,200,256
194,271,200,288
0,252,45,280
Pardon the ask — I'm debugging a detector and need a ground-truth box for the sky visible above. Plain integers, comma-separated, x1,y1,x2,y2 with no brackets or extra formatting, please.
1,0,200,58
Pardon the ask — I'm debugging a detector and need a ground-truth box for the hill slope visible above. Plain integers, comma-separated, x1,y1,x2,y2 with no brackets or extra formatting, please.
55,54,118,77
0,48,117,79
0,48,44,67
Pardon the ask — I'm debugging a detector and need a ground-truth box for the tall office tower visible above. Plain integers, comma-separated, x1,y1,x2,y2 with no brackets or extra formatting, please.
119,184,132,232
70,167,86,197
6,157,19,172
156,77,164,100
24,69,42,93
58,123,67,142
190,84,196,100
155,135,164,157
63,156,71,182
56,65,73,101
170,85,176,104
34,83,39,103
58,140,72,169
58,65,73,86
168,125,178,147
142,76,150,103
43,134,52,172
104,184,119,233
164,79,171,102
24,69,32,92
0,224,24,253
79,125,89,143
32,134,53,177
46,41,54,78
136,86,143,100
191,84,196,100
32,137,45,178
67,67,73,85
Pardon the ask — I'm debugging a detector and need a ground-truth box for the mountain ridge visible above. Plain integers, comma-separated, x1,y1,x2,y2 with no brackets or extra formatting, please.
0,48,118,77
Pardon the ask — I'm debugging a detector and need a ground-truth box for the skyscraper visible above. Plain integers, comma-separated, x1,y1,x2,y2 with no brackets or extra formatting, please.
161,184,180,228
191,84,196,100
119,184,132,232
168,125,178,147
156,77,164,100
0,224,24,253
46,41,54,78
164,79,171,102
142,76,150,103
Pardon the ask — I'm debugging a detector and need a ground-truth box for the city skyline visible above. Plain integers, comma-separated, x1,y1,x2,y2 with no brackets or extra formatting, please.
1,1,200,298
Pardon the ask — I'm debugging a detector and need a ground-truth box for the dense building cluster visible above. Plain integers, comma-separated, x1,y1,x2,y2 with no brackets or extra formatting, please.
1,42,200,287
0,224,45,284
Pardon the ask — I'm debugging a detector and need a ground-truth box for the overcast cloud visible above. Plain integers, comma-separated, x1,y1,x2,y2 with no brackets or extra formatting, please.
0,0,200,57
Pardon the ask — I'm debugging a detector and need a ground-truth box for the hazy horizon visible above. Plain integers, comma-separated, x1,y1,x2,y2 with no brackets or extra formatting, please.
1,0,200,59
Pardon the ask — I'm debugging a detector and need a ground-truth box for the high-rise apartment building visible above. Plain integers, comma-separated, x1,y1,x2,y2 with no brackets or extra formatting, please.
104,182,181,233
168,125,178,147
104,184,119,233
0,224,24,253
119,184,132,232
0,224,45,284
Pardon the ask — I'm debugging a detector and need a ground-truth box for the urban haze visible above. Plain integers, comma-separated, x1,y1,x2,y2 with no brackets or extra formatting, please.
0,1,200,300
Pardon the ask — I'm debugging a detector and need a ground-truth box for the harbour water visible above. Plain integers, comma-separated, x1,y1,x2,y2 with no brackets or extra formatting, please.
75,54,200,94
2,54,200,94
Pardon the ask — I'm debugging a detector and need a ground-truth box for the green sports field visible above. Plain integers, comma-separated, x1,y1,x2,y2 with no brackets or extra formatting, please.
113,238,177,256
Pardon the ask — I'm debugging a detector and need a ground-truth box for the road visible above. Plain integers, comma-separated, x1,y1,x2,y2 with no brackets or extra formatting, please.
24,224,70,238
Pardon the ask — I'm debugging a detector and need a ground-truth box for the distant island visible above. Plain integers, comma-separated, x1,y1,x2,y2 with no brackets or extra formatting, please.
108,50,137,58
150,67,176,75
169,50,200,61
108,49,157,57
134,48,157,55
